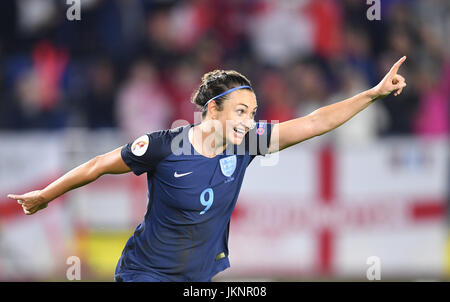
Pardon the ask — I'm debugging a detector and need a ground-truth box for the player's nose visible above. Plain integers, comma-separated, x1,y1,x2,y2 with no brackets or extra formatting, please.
242,118,255,131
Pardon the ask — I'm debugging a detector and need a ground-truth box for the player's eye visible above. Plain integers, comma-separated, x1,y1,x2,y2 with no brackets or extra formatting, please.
236,109,244,115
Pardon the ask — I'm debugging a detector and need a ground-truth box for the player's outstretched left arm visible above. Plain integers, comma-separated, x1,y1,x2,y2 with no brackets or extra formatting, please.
268,56,407,153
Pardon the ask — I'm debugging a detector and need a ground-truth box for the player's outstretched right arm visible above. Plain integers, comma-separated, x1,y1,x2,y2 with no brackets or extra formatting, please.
7,147,131,215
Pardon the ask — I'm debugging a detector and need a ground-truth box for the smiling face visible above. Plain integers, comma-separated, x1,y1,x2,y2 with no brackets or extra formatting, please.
213,89,258,145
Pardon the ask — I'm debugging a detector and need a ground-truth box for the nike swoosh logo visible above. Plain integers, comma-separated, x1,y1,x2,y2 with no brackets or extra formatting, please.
174,171,193,178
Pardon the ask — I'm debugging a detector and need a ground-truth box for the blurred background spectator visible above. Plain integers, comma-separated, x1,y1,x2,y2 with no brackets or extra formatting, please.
116,58,173,139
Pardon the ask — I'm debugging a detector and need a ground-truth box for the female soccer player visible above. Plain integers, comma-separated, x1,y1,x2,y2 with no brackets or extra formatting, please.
7,57,407,282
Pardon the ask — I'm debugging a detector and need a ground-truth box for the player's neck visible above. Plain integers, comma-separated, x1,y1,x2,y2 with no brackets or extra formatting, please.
191,122,228,158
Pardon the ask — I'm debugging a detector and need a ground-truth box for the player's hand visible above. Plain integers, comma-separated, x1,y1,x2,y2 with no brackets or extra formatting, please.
372,56,407,98
7,190,48,215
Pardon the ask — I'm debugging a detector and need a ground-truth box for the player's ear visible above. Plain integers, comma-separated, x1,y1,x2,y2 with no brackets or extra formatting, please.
208,101,219,119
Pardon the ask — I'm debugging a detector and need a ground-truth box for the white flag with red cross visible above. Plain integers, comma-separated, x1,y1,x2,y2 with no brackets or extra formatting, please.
225,138,448,280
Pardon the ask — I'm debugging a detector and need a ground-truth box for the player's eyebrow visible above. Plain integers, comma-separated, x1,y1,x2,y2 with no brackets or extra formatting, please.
237,103,258,111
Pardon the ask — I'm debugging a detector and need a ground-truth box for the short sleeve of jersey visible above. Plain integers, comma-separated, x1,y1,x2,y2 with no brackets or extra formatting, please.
121,131,169,176
240,121,273,161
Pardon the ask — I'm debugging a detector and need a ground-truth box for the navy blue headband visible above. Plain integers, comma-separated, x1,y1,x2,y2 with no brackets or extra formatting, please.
202,85,252,111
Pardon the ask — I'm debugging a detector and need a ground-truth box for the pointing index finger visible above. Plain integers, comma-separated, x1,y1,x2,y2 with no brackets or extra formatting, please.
390,56,407,74
7,194,22,200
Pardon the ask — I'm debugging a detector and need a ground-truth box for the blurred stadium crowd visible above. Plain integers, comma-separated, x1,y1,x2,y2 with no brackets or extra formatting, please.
0,0,448,141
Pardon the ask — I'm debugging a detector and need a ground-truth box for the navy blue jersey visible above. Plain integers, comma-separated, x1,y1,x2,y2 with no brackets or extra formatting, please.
115,122,273,281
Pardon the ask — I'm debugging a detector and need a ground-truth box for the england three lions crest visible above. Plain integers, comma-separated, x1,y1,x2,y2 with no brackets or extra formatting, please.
219,155,236,177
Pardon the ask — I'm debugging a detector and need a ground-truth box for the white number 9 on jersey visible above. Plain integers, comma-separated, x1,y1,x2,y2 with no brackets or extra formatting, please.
200,188,214,215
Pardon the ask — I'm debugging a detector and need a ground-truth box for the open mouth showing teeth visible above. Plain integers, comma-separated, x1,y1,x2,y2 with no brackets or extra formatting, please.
233,127,245,135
